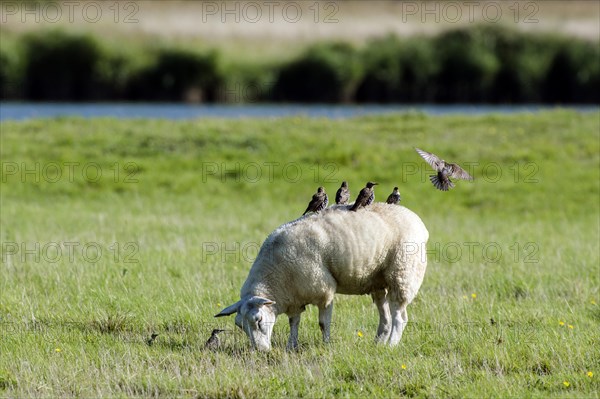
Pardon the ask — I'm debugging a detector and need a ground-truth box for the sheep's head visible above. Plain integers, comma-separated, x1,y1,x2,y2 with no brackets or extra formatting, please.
215,296,276,351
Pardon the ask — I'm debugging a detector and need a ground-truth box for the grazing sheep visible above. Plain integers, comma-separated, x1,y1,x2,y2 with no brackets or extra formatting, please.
215,203,429,351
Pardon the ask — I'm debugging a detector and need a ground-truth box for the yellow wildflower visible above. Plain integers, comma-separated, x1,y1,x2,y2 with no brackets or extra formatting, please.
471,293,477,299
357,331,363,338
558,321,565,326
401,364,407,370
568,325,574,329
563,381,570,387
587,371,593,378
55,348,61,352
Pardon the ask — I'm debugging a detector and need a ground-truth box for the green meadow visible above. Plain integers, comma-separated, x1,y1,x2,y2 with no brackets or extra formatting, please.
1,110,599,397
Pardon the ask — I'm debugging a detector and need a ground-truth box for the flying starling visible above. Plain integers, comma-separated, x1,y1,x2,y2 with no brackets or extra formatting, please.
386,187,401,204
350,182,378,211
204,329,226,350
415,148,474,191
146,333,159,346
335,181,350,205
303,186,329,215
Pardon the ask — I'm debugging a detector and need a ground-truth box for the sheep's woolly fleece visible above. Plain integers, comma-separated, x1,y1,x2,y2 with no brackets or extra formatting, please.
241,203,429,316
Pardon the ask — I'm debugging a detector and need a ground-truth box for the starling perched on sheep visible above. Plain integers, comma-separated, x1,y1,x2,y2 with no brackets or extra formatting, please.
204,329,226,350
303,187,329,215
415,148,474,191
350,182,378,211
335,181,350,205
386,187,401,204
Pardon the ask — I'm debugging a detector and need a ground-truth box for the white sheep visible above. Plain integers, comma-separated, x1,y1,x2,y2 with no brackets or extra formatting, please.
215,202,429,350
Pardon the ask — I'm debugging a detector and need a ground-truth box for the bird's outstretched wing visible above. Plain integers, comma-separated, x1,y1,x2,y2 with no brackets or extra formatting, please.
448,163,474,180
415,148,442,171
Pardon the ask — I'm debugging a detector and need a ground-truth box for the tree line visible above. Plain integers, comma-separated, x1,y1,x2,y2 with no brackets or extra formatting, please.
1,25,597,103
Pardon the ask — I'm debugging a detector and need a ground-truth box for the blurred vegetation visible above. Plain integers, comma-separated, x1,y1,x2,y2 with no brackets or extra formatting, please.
22,30,105,101
273,42,363,103
126,48,221,102
0,25,598,103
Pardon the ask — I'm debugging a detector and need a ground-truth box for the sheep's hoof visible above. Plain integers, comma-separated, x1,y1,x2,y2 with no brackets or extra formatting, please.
375,333,392,344
286,342,300,352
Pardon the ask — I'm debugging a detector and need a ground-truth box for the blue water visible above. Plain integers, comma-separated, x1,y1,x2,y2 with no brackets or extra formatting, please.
0,102,597,121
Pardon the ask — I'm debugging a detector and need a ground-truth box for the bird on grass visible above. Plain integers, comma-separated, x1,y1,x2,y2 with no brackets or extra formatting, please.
386,187,401,204
204,329,226,350
350,182,378,211
415,148,474,191
335,181,350,205
303,186,328,215
146,333,159,346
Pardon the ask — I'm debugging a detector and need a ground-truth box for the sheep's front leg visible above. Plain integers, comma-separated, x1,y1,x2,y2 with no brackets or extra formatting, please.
371,289,391,343
388,300,408,346
287,314,301,350
318,302,333,343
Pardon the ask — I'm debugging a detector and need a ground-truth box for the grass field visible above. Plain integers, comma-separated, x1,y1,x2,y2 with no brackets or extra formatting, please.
1,110,599,397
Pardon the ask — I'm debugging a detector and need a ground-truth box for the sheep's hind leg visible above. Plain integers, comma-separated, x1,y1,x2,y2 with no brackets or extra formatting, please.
387,300,408,346
318,301,334,343
287,314,301,351
371,289,391,343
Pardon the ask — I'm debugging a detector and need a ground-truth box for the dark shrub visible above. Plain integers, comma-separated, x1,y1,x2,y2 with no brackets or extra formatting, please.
396,38,438,102
542,40,599,103
127,48,221,102
489,28,562,103
433,26,500,102
94,47,148,100
22,30,104,101
218,62,277,103
355,35,402,102
575,42,600,103
0,38,24,99
356,36,437,103
274,42,362,103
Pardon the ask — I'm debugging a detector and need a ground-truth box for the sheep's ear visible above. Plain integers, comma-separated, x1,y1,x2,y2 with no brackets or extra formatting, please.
248,296,276,307
215,301,240,317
